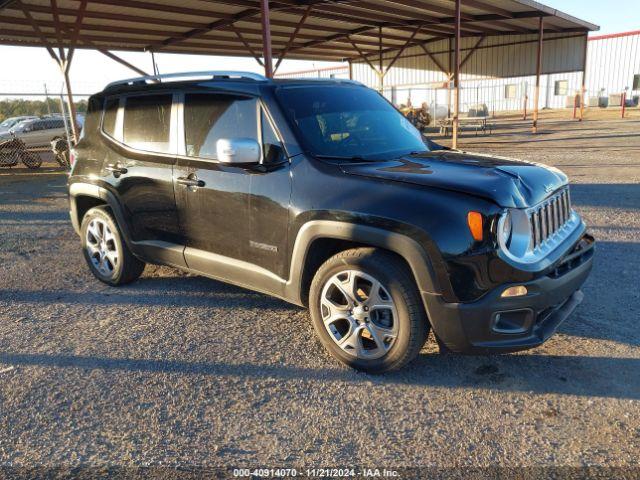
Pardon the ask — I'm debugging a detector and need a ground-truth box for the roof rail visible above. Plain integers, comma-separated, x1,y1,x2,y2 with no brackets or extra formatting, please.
278,77,364,86
105,70,268,89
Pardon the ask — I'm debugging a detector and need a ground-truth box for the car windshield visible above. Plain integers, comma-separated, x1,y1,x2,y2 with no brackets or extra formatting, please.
276,85,428,160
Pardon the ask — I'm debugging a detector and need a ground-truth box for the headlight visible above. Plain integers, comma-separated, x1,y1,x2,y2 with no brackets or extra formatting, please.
497,208,531,260
499,210,512,245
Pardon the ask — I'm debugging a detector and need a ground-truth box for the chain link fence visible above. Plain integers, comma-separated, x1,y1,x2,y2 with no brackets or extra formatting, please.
0,80,96,172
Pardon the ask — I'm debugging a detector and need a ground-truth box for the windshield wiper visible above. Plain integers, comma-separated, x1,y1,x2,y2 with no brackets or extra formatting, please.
313,154,369,162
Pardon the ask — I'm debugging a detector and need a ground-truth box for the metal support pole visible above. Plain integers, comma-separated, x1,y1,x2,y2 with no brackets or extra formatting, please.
447,37,453,119
44,83,52,116
61,60,79,144
579,34,588,121
379,26,384,92
260,0,274,78
348,60,353,80
532,16,544,134
452,0,461,150
151,51,159,76
58,93,71,143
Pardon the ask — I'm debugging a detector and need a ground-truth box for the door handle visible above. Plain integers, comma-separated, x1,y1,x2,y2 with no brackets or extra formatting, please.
105,164,128,175
177,176,205,188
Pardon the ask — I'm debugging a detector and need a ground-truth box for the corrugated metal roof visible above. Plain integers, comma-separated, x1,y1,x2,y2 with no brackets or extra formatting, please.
0,0,598,63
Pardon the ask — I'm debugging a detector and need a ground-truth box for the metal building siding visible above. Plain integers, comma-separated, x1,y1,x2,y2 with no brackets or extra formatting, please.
586,32,640,96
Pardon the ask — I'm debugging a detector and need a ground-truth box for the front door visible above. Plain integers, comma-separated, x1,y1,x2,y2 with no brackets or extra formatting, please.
174,92,291,282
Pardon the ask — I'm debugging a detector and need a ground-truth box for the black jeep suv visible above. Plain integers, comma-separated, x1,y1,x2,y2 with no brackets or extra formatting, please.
68,71,594,372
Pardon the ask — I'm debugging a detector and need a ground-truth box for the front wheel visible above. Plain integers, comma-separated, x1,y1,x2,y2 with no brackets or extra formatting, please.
309,248,430,373
80,206,145,286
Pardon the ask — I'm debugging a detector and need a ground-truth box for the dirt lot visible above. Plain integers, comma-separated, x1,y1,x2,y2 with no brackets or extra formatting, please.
0,113,639,476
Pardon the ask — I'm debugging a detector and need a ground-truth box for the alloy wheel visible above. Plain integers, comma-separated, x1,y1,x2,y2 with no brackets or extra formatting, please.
85,218,119,278
320,270,399,360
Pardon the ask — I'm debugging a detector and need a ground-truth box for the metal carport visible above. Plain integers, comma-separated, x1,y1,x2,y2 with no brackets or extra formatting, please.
0,0,598,147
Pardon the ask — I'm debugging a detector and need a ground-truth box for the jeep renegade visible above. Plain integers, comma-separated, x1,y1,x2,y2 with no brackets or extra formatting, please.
68,71,594,372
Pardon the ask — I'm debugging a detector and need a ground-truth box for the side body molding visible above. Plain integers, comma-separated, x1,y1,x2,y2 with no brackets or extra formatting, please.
285,220,440,306
68,190,439,310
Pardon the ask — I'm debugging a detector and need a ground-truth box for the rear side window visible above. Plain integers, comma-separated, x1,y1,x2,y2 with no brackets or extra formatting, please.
184,94,257,160
102,98,119,138
123,94,172,153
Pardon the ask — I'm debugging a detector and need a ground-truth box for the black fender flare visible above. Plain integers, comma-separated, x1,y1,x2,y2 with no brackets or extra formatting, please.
68,182,135,251
285,220,441,305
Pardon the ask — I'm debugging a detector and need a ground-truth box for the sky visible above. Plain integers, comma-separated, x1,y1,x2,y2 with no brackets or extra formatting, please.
0,0,637,99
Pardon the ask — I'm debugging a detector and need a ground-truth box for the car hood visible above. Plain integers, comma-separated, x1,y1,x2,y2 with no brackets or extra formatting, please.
339,150,568,208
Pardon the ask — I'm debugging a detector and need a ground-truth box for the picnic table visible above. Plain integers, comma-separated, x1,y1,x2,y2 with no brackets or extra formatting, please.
437,116,493,136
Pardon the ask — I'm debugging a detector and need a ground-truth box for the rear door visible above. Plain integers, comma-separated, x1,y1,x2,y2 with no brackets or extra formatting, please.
100,92,183,264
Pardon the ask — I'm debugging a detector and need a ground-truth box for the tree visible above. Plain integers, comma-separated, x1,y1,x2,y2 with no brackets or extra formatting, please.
0,98,87,122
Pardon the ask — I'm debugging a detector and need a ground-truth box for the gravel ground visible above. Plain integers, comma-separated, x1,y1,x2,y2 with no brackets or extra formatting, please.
0,115,639,476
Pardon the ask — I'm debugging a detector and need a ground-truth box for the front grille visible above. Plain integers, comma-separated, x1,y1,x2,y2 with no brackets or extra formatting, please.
529,189,572,250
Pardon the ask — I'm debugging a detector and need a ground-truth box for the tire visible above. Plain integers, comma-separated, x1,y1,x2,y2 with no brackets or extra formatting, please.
309,248,430,373
80,206,145,286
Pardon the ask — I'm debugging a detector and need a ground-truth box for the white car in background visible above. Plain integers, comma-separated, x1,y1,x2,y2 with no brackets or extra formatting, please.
0,117,68,148
0,115,38,134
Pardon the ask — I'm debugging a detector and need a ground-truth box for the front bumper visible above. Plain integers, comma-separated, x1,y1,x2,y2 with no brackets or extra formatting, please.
425,233,595,353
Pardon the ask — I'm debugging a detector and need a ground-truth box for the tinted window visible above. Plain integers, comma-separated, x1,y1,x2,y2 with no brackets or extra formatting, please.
123,94,172,153
51,119,65,129
261,109,283,164
102,98,119,138
276,86,427,159
184,94,257,159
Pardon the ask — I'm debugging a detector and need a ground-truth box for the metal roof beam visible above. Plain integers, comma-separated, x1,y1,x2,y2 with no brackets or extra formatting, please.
0,27,359,57
274,4,312,73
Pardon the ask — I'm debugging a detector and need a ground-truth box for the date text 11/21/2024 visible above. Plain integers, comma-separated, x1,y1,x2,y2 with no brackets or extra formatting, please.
233,468,400,477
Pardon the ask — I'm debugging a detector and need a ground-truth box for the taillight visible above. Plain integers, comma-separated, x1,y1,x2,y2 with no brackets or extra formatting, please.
69,149,76,167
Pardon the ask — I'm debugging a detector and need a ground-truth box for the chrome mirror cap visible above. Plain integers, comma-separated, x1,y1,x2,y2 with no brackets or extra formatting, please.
216,138,261,164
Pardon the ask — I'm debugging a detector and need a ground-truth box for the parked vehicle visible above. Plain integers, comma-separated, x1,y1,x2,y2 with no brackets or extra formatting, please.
0,133,43,169
0,115,38,134
0,117,67,149
68,72,594,372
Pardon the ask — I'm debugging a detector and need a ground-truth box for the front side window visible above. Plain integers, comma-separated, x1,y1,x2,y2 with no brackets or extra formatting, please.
276,85,427,159
184,94,257,160
123,94,172,153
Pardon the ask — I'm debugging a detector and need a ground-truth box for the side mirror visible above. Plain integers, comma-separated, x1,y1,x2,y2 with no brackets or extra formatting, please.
216,138,260,164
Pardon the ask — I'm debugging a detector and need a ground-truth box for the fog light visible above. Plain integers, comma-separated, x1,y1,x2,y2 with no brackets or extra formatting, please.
501,285,528,297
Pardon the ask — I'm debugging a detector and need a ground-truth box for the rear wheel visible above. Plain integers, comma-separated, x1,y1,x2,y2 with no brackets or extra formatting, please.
80,206,145,286
309,248,430,373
